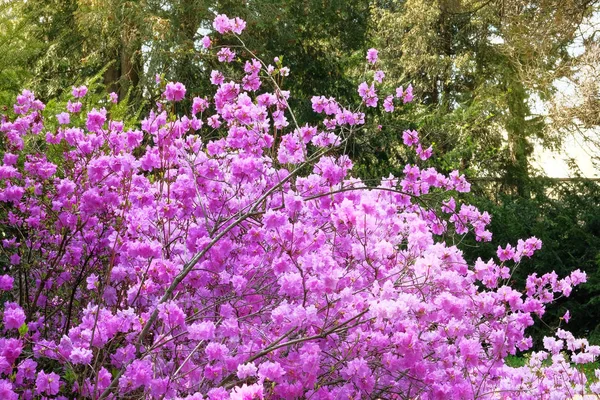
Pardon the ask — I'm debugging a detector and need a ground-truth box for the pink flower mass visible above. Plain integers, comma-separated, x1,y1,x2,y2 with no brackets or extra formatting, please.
164,81,186,102
0,14,596,400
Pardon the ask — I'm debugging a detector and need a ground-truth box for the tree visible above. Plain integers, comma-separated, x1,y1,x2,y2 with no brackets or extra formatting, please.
363,0,597,187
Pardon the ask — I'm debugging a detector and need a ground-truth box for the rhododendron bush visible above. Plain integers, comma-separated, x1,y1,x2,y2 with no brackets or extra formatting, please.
0,14,598,400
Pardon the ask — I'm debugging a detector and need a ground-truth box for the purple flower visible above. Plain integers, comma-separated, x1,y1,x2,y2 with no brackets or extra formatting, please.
231,17,246,34
35,371,60,396
213,14,232,34
67,100,82,113
366,48,378,64
357,82,377,107
86,274,99,290
0,275,13,291
70,347,93,365
402,129,419,146
188,321,216,341
211,70,225,85
164,82,186,102
72,85,88,98
192,97,209,114
497,244,515,262
403,84,414,103
3,302,25,330
9,253,20,265
56,112,70,125
217,48,236,63
0,380,17,400
85,108,107,132
258,361,285,382
201,35,211,49
383,95,394,112
237,362,257,379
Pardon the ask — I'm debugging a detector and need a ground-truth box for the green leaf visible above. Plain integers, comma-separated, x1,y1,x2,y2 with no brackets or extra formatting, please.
18,322,28,337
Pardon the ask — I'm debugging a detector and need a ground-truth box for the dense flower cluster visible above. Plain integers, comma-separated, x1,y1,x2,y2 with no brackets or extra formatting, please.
0,14,597,400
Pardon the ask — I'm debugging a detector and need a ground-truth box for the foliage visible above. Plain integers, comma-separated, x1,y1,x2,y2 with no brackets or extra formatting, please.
0,15,598,399
365,0,597,183
460,177,600,344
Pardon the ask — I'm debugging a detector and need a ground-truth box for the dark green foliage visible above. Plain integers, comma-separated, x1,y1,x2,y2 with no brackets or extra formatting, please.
461,178,600,344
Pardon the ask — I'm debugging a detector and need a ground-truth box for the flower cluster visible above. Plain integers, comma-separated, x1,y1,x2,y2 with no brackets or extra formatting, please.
0,14,596,400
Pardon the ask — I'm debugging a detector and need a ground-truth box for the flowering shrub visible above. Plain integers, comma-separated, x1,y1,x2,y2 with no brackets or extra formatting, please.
0,14,598,400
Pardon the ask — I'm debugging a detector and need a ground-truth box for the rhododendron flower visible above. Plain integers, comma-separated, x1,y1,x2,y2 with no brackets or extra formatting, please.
192,97,209,114
231,17,246,34
188,321,216,341
217,47,236,63
0,380,17,400
0,275,13,291
383,95,394,112
35,371,60,396
109,92,118,103
258,361,285,382
497,244,515,261
86,274,98,290
210,70,225,85
213,14,232,34
366,48,378,64
237,362,258,379
85,108,107,132
230,384,263,400
70,347,93,365
416,144,433,160
72,85,88,98
164,82,186,102
402,129,419,146
403,84,414,103
3,302,25,330
67,100,82,113
56,112,70,125
9,253,20,265
201,35,211,49
357,82,377,107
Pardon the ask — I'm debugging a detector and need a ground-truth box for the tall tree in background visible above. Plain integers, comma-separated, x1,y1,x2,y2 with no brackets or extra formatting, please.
0,1,42,106
365,0,597,189
0,0,370,115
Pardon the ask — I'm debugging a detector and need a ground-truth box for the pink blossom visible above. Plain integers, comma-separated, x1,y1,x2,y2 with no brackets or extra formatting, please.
72,85,88,98
164,82,186,102
366,48,378,64
67,100,82,113
3,302,25,330
213,14,232,34
201,35,212,49
56,112,70,125
383,95,394,112
188,321,216,341
217,47,236,63
35,371,60,396
402,129,419,146
0,275,13,291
